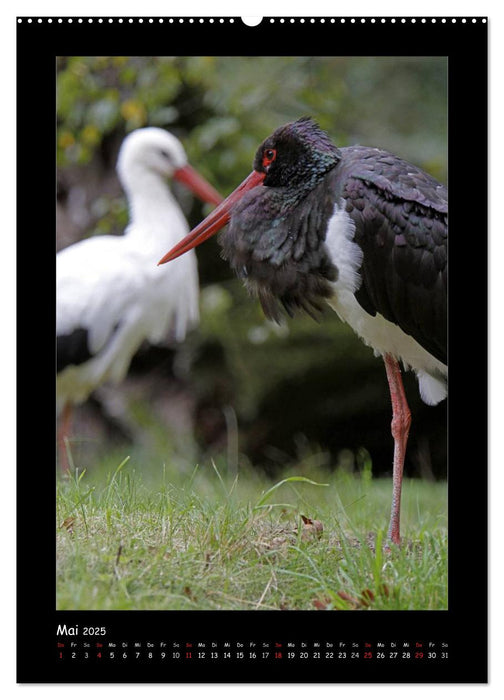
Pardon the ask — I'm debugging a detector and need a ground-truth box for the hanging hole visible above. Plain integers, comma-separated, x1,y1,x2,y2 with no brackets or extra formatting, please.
241,16,263,27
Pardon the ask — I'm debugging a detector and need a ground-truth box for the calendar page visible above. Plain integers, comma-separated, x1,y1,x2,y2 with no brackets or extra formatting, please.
17,14,487,683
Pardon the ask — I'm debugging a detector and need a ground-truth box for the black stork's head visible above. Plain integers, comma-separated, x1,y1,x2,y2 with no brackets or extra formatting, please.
252,116,341,189
159,118,342,320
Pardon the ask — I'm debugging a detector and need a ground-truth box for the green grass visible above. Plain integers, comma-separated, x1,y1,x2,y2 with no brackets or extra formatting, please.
56,454,447,611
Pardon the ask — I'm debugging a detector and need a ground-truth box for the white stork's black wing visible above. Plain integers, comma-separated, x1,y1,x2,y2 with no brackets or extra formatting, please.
57,327,94,373
338,147,447,365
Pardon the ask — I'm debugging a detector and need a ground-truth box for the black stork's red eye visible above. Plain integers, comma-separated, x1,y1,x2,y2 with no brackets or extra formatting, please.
262,148,277,169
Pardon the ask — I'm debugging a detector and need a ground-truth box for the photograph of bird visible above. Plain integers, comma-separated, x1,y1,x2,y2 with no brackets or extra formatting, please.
158,117,447,546
57,127,223,470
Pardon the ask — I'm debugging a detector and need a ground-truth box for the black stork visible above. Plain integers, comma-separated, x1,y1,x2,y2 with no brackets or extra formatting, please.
158,117,447,545
57,127,222,470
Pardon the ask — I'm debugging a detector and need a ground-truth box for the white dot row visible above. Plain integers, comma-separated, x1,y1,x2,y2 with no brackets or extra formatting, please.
17,17,488,25
268,17,486,24
18,18,236,24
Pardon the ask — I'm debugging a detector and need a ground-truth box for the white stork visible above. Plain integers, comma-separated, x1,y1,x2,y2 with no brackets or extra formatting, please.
57,127,222,469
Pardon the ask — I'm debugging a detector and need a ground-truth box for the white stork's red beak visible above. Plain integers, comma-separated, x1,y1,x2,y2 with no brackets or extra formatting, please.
173,164,223,208
158,170,265,265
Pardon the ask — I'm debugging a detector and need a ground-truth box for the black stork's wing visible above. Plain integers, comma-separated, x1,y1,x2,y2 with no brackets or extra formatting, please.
338,146,447,365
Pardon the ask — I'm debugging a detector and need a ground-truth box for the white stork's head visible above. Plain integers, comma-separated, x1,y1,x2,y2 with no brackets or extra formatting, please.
117,127,188,182
116,127,222,207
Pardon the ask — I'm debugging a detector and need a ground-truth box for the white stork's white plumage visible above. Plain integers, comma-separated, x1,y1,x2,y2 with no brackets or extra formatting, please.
57,127,222,463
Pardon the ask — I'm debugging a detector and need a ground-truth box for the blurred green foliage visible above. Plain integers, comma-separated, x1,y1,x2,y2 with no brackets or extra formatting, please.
57,56,448,476
57,56,447,183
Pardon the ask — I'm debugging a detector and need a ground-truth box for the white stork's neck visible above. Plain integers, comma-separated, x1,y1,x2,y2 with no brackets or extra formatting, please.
122,167,186,244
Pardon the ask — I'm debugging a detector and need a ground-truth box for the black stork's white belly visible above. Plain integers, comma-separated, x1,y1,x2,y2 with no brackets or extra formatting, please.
324,200,447,407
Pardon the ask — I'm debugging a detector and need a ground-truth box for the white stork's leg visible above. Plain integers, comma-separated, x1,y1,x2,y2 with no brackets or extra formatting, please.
383,354,412,545
58,402,73,473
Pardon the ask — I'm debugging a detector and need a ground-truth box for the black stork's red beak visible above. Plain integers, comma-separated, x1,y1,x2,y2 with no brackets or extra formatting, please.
158,170,265,265
172,164,223,207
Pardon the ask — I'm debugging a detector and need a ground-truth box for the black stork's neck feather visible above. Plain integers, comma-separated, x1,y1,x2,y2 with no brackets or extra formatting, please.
220,118,342,321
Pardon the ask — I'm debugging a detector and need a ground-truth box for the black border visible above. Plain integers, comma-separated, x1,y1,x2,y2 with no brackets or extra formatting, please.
17,16,488,683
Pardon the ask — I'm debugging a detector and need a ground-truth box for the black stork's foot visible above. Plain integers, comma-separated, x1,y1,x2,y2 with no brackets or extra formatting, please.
384,528,401,552
386,511,402,548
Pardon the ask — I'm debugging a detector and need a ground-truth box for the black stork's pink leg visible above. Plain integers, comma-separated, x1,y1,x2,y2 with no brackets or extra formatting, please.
57,402,73,473
383,353,412,545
